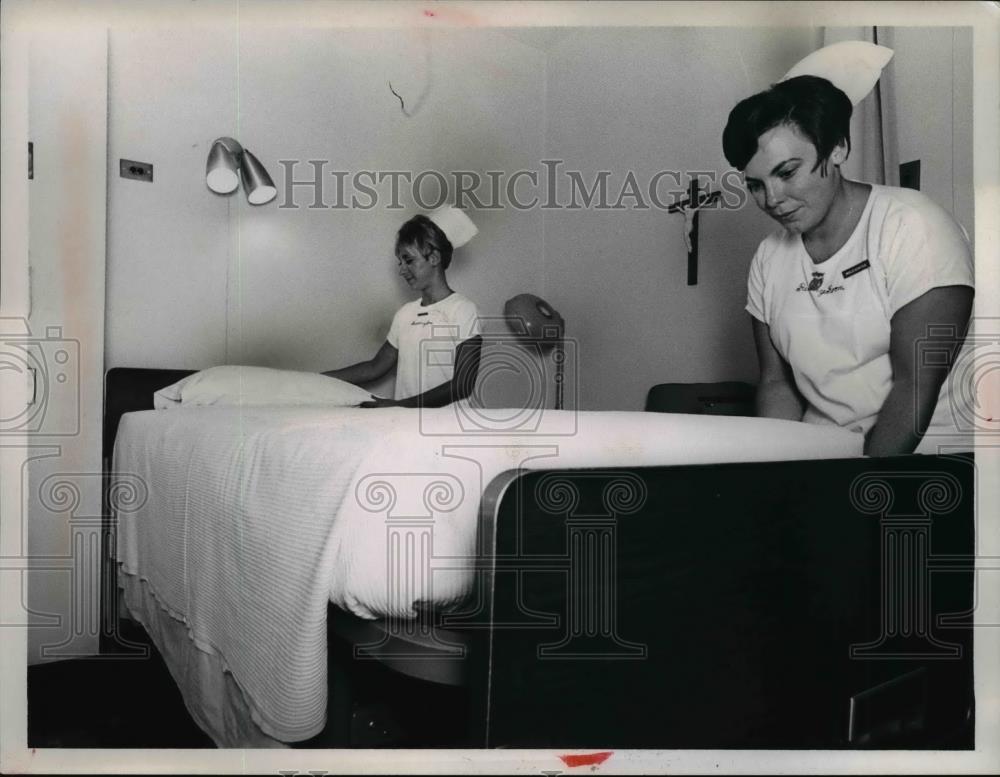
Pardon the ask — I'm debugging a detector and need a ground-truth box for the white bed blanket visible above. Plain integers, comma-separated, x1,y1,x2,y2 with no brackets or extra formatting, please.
114,405,861,742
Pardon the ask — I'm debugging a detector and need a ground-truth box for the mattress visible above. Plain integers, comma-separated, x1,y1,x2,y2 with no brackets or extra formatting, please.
113,404,861,742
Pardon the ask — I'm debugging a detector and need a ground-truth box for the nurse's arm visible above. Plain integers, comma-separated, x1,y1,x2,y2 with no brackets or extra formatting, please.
388,335,483,409
865,285,974,457
752,316,805,421
323,341,398,386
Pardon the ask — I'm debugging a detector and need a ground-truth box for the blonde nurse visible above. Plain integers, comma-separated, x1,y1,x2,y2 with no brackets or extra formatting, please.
324,206,482,408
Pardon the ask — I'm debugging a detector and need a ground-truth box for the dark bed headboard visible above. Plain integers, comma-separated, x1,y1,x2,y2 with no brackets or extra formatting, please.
103,367,196,461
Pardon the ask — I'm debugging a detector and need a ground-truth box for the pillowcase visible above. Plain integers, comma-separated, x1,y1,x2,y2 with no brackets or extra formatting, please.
153,365,373,409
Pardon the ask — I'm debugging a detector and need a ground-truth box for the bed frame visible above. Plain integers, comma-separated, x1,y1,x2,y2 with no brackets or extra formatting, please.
102,367,976,749
100,369,197,657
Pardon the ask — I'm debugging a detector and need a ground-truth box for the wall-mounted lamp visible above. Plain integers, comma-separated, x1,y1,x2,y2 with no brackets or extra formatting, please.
205,137,276,205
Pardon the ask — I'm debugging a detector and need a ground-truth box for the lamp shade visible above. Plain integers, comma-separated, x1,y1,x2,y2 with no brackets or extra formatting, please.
240,149,277,205
781,41,894,106
205,139,240,194
504,293,564,346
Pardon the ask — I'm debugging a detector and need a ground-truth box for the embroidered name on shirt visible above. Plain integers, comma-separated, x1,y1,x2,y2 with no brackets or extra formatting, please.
795,281,845,295
842,259,871,279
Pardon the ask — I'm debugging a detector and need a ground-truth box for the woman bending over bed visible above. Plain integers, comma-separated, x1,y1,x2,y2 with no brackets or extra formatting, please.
723,75,974,456
323,206,483,409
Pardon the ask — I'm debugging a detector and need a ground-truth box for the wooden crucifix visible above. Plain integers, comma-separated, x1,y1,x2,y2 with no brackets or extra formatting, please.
667,179,721,286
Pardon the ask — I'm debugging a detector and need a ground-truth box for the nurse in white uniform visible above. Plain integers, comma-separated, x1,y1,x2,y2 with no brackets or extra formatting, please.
722,74,974,456
323,206,482,408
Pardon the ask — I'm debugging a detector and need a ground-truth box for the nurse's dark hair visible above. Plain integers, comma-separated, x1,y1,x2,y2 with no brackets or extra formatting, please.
722,75,853,173
395,215,454,270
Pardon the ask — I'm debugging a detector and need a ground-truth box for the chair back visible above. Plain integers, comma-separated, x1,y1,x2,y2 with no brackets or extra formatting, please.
644,381,755,416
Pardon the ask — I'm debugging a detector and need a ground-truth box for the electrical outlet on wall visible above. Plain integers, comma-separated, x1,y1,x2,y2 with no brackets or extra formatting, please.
120,159,153,182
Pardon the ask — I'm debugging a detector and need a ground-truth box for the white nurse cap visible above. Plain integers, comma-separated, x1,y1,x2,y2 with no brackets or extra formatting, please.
427,206,478,249
780,40,894,106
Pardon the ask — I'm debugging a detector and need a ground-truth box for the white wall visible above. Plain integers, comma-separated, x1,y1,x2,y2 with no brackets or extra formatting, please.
0,0,33,707
105,24,235,369
880,27,974,240
26,28,108,664
105,23,547,403
542,27,823,410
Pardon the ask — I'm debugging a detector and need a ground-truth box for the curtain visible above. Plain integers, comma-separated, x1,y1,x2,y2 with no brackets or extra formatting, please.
820,27,897,186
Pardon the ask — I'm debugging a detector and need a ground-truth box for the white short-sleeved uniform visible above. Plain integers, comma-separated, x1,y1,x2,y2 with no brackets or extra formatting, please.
387,292,481,400
746,184,974,454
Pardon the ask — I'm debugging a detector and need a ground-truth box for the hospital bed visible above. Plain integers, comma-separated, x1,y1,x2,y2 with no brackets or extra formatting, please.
101,368,975,748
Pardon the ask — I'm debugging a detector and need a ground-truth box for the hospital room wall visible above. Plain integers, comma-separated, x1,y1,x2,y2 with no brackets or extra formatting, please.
105,23,547,406
542,28,823,411
879,27,975,243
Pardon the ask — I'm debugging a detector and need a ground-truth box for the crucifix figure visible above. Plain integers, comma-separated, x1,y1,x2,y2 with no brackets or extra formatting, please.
668,179,721,285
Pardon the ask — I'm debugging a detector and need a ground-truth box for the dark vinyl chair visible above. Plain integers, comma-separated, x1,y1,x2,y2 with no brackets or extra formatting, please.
644,381,756,416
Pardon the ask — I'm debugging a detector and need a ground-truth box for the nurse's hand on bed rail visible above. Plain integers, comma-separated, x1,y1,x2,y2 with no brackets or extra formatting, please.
358,395,400,408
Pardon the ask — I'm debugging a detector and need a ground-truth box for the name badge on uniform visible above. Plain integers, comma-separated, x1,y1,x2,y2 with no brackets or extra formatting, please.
842,259,871,279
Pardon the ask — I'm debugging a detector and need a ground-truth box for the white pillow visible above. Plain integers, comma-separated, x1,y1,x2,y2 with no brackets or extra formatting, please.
153,365,372,409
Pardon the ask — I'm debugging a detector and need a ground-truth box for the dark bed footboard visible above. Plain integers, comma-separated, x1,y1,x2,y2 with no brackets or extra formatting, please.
466,454,976,749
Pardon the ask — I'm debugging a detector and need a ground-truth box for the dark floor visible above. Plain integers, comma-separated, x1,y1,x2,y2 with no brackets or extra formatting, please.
28,622,213,748
27,632,974,750
28,621,469,748
32,621,971,750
